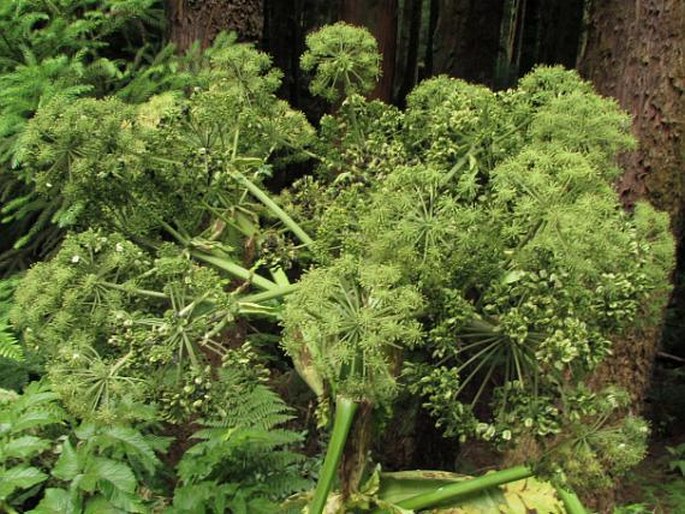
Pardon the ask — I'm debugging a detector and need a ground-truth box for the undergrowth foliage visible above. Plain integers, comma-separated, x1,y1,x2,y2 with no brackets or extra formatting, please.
6,14,314,511
172,369,310,514
1,15,676,514
0,0,188,275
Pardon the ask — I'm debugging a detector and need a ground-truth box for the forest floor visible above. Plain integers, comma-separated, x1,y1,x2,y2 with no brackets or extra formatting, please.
615,435,685,513
614,363,685,513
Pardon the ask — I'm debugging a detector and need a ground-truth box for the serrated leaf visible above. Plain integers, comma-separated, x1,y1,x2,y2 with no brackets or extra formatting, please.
3,434,51,459
0,465,48,500
52,439,81,481
98,480,147,513
96,425,161,474
498,477,565,513
28,488,73,514
84,457,136,494
84,494,128,514
12,410,61,432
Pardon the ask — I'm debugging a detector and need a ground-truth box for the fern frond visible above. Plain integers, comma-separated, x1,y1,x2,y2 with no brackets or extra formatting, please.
0,318,23,362
175,376,311,509
0,278,22,361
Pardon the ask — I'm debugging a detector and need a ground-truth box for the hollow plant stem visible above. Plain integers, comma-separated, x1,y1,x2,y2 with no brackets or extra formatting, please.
239,283,299,303
309,396,359,514
191,251,279,290
233,171,314,246
556,485,587,514
392,465,533,512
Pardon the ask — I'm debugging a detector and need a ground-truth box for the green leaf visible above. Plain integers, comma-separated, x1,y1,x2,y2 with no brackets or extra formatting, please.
97,481,147,513
0,320,23,361
52,439,81,481
28,488,73,514
12,410,61,433
95,425,161,474
3,435,51,459
502,270,526,284
376,471,564,514
0,465,48,500
83,457,136,494
84,495,128,514
498,477,565,514
670,460,685,476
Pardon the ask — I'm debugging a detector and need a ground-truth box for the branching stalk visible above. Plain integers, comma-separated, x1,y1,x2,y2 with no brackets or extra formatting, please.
191,251,279,291
238,283,299,303
233,171,314,246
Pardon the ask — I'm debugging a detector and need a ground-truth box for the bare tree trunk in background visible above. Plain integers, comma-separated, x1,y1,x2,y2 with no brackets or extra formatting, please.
431,0,505,88
578,4,684,508
341,0,398,102
578,0,685,391
166,0,264,52
395,0,423,102
578,0,685,222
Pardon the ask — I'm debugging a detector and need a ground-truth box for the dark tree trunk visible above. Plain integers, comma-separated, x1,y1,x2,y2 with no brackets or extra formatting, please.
578,3,684,508
395,0,423,103
494,0,584,89
431,0,505,88
263,0,337,113
166,0,264,52
340,0,398,103
578,0,685,223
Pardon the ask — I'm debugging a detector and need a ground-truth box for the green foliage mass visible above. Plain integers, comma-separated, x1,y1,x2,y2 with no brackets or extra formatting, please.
15,38,313,238
33,416,170,514
282,256,423,404
0,278,23,362
0,0,192,274
2,18,677,513
0,381,67,512
11,34,314,423
171,369,309,513
284,52,675,494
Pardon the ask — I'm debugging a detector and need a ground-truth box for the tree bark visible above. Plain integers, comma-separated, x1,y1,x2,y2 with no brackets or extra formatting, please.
577,0,685,228
340,0,398,103
578,4,684,508
263,0,337,112
166,0,264,52
395,0,423,103
431,0,505,88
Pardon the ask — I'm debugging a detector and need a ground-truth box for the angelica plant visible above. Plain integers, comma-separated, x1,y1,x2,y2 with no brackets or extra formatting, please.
282,26,675,507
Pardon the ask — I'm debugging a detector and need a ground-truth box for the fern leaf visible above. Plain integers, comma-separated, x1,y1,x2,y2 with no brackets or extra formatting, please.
0,320,23,361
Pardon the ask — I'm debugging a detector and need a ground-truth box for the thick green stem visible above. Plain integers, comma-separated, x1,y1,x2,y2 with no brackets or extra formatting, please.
101,281,168,300
556,485,587,514
309,396,359,514
391,465,533,512
238,283,299,303
191,251,279,291
233,171,314,246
